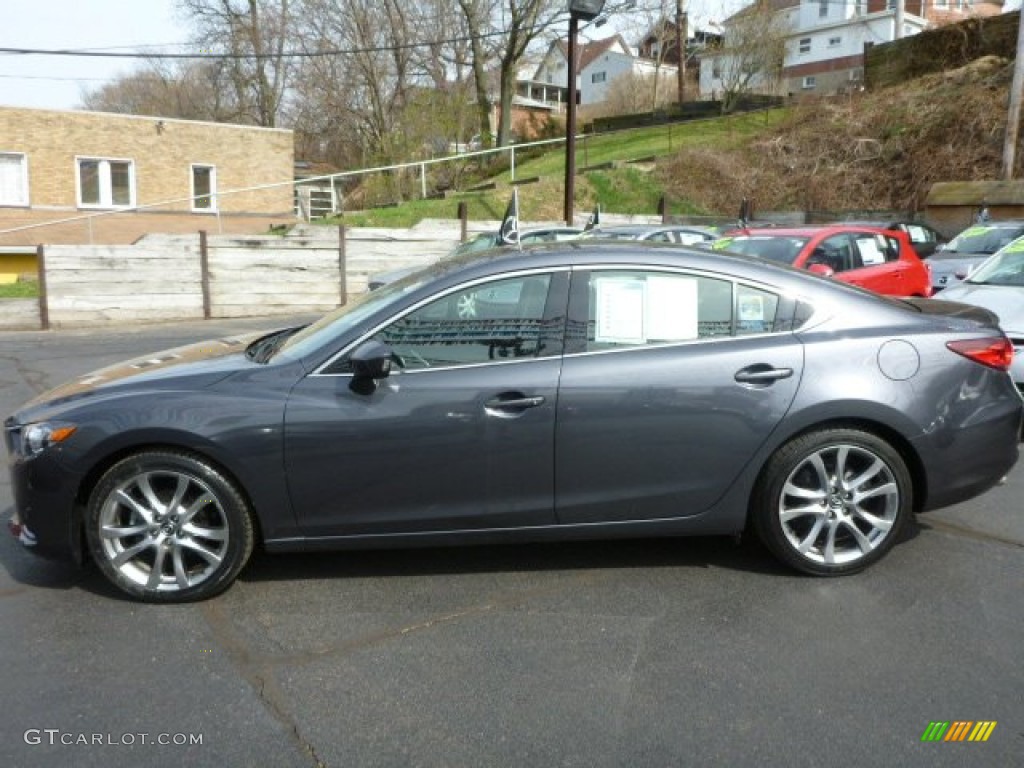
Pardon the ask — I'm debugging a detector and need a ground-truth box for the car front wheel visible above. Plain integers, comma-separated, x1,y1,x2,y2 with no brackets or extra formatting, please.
85,451,254,602
752,429,912,575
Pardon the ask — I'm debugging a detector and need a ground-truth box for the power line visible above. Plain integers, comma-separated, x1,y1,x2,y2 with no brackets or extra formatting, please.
0,24,554,61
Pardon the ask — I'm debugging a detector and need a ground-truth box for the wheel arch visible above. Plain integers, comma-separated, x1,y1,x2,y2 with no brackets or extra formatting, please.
745,416,928,529
73,441,266,552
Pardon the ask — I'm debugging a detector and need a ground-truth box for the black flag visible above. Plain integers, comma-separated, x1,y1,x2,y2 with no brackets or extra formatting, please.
499,189,520,246
738,197,751,229
585,203,601,231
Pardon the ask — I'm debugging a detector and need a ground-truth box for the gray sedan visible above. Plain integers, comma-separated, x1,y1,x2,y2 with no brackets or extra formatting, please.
6,242,1021,602
934,237,1024,391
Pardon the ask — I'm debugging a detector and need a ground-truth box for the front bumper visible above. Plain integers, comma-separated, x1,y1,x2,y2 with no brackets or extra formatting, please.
6,434,85,562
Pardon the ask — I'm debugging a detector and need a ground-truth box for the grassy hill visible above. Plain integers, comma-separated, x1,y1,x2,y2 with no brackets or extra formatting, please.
329,55,1016,228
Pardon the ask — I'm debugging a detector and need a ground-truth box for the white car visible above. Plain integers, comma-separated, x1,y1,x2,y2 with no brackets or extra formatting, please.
935,236,1024,392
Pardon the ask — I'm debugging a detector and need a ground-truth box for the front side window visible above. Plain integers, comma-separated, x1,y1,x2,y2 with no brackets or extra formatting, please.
77,157,135,208
191,165,217,211
374,274,557,370
0,152,29,206
574,270,782,354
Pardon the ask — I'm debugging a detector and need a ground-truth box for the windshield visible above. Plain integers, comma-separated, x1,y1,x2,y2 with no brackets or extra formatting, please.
966,237,1024,286
712,235,809,265
939,224,1024,257
273,273,429,360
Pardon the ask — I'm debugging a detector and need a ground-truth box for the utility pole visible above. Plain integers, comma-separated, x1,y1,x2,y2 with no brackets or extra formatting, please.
675,0,687,106
564,13,580,225
1002,10,1024,179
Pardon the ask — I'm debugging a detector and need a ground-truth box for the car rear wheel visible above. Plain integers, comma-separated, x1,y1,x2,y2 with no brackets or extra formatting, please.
85,451,254,602
751,429,911,575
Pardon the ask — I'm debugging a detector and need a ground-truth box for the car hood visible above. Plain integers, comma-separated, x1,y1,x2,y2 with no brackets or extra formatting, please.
933,284,1024,333
13,332,265,415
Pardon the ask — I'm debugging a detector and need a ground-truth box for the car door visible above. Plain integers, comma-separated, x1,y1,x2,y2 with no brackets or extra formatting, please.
283,270,569,537
554,267,804,525
844,231,906,294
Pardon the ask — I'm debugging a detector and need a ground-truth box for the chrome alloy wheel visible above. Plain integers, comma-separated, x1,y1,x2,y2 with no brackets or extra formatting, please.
777,444,899,566
97,469,230,592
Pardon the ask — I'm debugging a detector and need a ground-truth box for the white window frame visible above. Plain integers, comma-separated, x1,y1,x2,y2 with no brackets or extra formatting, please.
0,151,29,207
799,38,811,55
819,0,828,17
802,76,816,90
190,163,218,212
828,36,842,48
75,156,136,210
591,71,607,84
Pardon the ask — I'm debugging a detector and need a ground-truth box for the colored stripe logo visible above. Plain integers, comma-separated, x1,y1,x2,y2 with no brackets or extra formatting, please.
921,721,997,742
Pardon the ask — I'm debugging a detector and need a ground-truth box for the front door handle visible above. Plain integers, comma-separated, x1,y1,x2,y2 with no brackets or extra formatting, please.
484,394,545,417
734,365,794,384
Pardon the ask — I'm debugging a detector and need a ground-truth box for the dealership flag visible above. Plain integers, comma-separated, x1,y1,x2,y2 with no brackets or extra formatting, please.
499,189,520,247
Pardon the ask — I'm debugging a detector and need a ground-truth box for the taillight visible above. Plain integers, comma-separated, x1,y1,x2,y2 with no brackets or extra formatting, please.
946,337,1014,371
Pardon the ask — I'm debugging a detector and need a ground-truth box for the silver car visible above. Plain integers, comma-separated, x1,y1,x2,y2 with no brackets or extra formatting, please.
930,220,1024,292
934,236,1024,392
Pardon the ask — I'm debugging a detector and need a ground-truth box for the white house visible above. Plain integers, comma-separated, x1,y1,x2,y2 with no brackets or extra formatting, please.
701,0,1005,99
522,34,679,108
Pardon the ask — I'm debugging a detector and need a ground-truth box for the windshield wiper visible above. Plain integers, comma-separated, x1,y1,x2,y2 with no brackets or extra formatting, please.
245,327,302,364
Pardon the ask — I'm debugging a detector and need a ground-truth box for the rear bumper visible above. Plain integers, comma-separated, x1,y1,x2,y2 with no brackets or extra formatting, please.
913,393,1022,511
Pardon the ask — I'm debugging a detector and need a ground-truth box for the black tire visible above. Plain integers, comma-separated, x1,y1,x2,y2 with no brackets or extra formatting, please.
84,450,254,602
751,428,912,576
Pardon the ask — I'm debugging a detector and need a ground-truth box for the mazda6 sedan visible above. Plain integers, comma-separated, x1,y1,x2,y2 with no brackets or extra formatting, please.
6,243,1022,602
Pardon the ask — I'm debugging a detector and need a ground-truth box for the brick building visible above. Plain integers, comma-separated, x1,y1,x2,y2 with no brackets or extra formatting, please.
0,106,296,247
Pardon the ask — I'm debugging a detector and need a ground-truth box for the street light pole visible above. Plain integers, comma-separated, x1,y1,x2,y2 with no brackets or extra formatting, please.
563,1,606,227
564,12,580,226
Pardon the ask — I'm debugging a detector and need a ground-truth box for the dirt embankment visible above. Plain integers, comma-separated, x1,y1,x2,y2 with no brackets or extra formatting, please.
658,56,1016,214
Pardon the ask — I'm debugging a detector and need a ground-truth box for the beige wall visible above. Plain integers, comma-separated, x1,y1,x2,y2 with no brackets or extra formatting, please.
0,107,296,244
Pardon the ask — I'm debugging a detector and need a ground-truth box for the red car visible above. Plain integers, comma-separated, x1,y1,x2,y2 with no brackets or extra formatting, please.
713,226,933,297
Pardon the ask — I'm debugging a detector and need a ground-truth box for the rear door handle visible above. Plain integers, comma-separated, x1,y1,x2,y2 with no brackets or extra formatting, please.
734,366,793,384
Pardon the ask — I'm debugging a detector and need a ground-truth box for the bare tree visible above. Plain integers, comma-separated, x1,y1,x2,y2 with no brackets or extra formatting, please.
707,0,788,113
177,0,296,127
81,61,230,120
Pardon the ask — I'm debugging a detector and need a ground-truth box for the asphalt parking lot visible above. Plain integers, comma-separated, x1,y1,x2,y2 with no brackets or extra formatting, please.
1,316,1022,768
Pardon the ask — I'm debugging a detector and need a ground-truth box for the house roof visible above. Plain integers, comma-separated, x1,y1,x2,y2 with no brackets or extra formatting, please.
551,33,632,72
724,0,799,25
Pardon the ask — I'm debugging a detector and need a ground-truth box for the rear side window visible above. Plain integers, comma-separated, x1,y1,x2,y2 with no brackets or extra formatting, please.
852,233,899,265
568,270,784,353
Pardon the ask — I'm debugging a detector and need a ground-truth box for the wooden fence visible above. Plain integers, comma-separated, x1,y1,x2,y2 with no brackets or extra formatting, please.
0,221,491,330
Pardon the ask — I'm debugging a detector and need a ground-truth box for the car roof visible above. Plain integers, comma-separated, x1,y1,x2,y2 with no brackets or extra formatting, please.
725,225,895,237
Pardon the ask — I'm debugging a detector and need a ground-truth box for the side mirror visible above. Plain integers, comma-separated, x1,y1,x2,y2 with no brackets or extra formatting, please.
954,266,973,280
349,340,393,381
807,263,835,278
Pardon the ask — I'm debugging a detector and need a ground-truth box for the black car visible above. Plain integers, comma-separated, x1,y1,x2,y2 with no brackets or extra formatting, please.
6,241,1021,602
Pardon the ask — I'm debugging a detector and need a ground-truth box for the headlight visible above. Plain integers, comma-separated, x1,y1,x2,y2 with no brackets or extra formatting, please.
21,422,77,457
